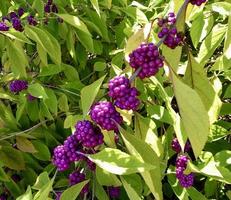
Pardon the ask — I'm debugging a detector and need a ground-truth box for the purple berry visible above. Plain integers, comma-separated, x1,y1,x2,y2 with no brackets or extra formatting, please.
18,8,24,17
108,76,140,110
55,192,62,200
51,4,58,13
108,187,120,198
27,15,38,26
108,76,130,99
44,4,51,13
11,17,24,32
52,145,70,171
178,173,194,188
176,155,189,169
0,22,9,31
64,134,84,162
69,170,89,194
129,43,164,79
190,0,206,6
90,101,123,131
171,137,191,153
0,194,7,200
175,155,194,188
47,0,53,5
9,12,18,19
9,80,28,93
75,120,104,148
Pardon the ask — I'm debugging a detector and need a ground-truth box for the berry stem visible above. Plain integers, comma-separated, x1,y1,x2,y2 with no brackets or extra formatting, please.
129,67,142,83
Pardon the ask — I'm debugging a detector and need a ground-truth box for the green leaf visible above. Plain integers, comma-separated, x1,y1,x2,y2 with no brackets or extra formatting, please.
90,0,101,16
184,52,222,124
135,113,163,158
34,175,54,200
190,12,214,48
94,179,110,200
32,140,51,161
58,94,69,112
57,14,94,52
94,61,106,71
81,75,106,117
0,166,9,182
119,127,163,200
121,177,141,200
25,26,61,65
57,14,91,35
5,178,22,198
207,2,231,16
16,186,33,200
28,83,48,99
33,172,50,190
198,24,227,63
214,150,231,167
37,43,48,66
125,23,152,61
187,187,208,200
32,0,44,17
60,180,89,200
88,148,155,175
39,64,62,76
96,166,122,186
44,88,58,114
2,31,33,44
0,146,25,170
170,70,210,157
121,174,143,196
7,40,27,78
16,136,37,153
188,160,231,184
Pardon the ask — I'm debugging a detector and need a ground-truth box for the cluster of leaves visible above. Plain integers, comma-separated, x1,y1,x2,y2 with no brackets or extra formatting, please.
0,0,230,200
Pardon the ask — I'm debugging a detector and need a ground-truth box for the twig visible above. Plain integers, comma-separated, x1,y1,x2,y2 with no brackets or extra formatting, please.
0,119,49,141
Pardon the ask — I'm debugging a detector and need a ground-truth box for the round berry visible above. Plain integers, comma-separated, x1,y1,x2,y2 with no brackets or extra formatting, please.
64,134,84,162
18,8,24,17
9,80,28,93
27,15,38,26
75,120,104,148
69,170,89,193
108,186,120,198
0,22,9,31
129,43,164,79
190,0,206,6
52,145,70,171
90,101,123,131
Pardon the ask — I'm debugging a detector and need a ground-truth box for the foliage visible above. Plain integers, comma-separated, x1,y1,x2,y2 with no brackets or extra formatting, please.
0,0,230,200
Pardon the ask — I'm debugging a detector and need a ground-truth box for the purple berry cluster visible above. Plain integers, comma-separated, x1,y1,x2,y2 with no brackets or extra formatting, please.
108,76,140,110
158,13,183,49
44,0,59,13
69,170,89,194
129,43,164,79
108,186,120,198
0,22,9,31
63,134,83,162
171,137,191,153
75,120,104,148
0,7,38,32
190,0,206,6
9,80,28,93
90,101,123,131
175,155,194,188
52,145,70,171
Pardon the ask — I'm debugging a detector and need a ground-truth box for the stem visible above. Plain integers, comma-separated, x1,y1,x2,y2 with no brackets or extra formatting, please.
129,67,142,83
0,120,49,141
42,84,80,97
176,0,190,21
